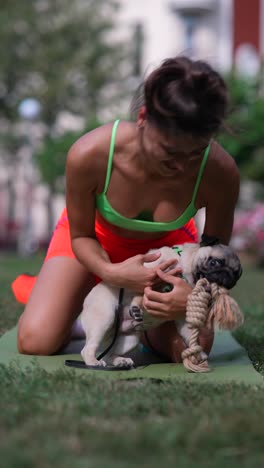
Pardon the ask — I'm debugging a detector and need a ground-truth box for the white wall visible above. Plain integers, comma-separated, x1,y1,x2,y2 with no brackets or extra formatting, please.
117,0,233,72
118,0,184,73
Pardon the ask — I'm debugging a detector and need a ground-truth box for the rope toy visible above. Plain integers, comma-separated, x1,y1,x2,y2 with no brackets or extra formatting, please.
181,278,244,373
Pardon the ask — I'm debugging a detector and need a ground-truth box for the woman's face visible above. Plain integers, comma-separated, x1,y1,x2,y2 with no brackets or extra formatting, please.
137,115,211,178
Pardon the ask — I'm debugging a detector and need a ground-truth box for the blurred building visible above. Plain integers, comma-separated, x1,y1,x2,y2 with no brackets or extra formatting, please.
233,0,264,76
118,0,231,74
118,0,264,74
2,0,264,251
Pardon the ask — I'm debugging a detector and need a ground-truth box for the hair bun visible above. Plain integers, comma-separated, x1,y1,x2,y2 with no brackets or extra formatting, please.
143,56,229,136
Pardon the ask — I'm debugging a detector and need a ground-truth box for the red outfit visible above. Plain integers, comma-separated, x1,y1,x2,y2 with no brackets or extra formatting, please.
12,208,198,304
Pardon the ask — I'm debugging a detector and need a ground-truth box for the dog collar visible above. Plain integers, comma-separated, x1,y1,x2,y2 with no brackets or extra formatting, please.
171,246,182,256
171,246,189,284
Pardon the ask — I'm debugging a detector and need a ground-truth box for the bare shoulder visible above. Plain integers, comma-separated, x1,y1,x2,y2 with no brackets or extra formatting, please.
66,122,113,171
66,120,135,192
67,121,134,165
209,140,240,182
201,141,240,200
197,140,240,212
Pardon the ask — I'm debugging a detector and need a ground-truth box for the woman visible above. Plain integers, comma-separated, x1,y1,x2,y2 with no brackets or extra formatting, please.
15,56,240,362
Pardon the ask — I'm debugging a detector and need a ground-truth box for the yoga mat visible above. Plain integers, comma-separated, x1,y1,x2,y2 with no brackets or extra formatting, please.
0,327,263,385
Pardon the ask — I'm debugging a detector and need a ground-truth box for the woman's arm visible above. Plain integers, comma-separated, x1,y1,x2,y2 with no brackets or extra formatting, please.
66,133,112,279
143,146,240,319
66,130,174,292
202,147,240,244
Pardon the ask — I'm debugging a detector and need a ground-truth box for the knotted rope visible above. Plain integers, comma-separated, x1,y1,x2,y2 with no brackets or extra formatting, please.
182,278,244,373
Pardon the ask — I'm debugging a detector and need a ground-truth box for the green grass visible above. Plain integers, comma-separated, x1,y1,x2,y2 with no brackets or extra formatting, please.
0,253,264,468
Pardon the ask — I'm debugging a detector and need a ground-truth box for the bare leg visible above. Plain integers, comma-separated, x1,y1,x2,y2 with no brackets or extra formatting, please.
17,257,95,355
141,322,214,363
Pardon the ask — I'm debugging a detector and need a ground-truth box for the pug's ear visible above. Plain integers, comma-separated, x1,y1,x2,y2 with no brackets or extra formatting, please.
200,234,220,247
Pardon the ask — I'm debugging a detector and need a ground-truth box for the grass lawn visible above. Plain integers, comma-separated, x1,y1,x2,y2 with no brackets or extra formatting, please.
1,252,264,468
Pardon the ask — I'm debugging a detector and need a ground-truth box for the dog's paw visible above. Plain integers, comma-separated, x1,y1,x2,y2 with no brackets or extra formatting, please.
96,359,107,367
85,357,107,367
81,348,106,367
111,356,134,368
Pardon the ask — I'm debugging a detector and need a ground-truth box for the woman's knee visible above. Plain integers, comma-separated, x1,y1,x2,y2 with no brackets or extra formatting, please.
17,315,64,355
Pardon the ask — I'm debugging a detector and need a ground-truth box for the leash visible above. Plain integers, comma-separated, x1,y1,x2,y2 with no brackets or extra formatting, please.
96,287,124,360
65,288,129,371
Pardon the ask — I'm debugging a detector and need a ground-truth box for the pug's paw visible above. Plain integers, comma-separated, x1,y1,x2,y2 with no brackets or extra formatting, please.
111,356,134,368
81,347,106,367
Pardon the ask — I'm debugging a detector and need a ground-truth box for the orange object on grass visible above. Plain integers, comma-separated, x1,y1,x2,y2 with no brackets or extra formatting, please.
11,274,37,305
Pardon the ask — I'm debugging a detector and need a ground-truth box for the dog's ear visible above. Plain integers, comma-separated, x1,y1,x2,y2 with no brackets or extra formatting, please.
200,234,220,247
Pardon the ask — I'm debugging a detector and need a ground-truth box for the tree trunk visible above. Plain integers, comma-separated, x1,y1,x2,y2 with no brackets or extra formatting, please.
6,174,17,248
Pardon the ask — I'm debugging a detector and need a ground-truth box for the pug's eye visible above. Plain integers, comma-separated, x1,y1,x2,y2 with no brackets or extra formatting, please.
208,257,224,267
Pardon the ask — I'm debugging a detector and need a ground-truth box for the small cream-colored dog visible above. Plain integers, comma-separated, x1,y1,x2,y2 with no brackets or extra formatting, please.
80,243,242,368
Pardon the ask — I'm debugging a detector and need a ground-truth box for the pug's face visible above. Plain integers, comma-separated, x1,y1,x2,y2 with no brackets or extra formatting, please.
192,244,242,289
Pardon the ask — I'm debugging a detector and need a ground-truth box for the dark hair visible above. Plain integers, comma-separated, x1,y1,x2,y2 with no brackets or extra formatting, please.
131,56,229,137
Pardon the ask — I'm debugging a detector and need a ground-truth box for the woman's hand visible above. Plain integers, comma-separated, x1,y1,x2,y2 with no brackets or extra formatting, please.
105,252,179,292
142,268,215,361
142,268,192,320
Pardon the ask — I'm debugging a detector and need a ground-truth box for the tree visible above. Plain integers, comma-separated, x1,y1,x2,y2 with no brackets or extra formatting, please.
218,72,264,191
0,0,132,129
0,0,135,239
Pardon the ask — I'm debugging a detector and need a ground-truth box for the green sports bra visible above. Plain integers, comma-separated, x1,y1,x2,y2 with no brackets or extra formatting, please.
95,120,210,232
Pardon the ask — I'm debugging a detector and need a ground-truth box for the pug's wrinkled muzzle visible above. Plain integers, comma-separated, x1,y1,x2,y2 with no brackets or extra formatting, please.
194,264,242,290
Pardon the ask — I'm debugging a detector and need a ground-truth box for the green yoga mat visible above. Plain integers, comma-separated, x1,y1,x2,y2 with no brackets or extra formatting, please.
0,327,263,385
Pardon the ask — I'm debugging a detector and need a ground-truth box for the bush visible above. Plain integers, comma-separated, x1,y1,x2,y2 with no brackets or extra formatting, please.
232,204,264,267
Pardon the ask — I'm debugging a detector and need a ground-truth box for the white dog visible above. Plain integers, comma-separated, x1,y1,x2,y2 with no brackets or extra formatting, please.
80,242,242,368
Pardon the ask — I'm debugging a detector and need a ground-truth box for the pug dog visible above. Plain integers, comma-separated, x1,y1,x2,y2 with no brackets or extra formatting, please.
80,242,242,368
